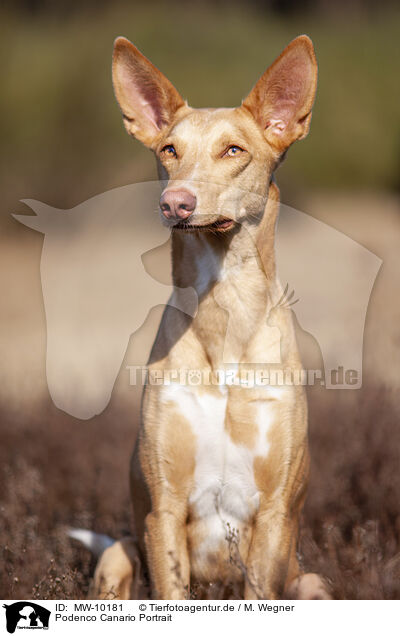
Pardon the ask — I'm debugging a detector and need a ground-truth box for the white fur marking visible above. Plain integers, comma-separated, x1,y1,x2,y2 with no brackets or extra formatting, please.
254,401,274,457
194,238,222,296
161,384,276,565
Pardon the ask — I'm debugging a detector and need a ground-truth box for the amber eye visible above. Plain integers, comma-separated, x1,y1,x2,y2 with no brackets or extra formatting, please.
161,144,177,158
223,145,244,157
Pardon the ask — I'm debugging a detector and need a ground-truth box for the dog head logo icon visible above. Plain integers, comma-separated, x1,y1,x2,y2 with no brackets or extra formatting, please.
3,602,50,633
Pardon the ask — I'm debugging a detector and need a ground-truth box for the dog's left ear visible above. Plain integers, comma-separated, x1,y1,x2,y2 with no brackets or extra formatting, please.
241,35,317,154
112,37,186,148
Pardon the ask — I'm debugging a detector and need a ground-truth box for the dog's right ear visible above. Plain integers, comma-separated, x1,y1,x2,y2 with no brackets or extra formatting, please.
241,35,317,155
112,37,186,148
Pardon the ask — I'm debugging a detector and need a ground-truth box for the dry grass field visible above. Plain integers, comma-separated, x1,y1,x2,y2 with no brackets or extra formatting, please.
1,382,400,599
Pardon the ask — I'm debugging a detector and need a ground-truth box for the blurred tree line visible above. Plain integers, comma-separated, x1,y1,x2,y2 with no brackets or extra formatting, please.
0,0,399,226
4,0,399,17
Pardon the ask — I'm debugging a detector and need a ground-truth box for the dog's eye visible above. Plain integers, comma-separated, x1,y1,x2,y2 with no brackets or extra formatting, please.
161,144,177,158
223,145,245,158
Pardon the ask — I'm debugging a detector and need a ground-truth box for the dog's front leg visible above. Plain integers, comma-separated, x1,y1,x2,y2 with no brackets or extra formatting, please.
139,387,196,599
244,504,300,600
243,436,309,600
144,507,190,599
245,504,330,600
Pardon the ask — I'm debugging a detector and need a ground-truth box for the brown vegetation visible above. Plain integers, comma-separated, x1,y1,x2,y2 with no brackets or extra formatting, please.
1,381,399,599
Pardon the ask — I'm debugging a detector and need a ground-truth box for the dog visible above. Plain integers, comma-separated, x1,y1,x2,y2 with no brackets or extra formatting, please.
83,34,330,600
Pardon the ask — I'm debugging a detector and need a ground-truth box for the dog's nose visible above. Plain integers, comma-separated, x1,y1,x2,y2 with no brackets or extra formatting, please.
160,189,197,220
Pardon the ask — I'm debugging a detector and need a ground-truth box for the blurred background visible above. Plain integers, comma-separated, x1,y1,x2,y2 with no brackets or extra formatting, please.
0,0,400,600
1,0,400,208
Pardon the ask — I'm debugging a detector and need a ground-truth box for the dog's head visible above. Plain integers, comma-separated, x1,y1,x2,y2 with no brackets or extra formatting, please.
112,36,317,232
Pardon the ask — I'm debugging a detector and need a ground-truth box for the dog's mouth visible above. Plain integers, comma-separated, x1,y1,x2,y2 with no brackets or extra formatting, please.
172,218,235,233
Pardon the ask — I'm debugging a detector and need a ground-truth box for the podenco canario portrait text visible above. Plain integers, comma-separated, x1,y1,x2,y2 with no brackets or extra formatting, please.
76,34,331,600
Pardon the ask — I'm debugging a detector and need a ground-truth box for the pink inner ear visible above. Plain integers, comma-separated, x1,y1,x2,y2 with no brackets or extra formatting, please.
142,100,162,130
269,55,312,125
119,62,165,131
265,118,286,133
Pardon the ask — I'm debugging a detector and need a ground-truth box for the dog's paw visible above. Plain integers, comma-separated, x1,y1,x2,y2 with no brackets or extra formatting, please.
285,573,331,600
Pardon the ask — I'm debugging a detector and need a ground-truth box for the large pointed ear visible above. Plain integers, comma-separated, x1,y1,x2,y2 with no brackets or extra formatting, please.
112,37,186,148
13,199,63,233
241,35,317,154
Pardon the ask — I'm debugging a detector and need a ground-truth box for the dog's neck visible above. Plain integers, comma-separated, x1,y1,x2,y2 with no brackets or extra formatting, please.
171,180,279,297
170,182,281,367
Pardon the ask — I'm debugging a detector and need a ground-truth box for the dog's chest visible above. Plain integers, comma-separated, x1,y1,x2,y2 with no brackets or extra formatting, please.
161,384,277,523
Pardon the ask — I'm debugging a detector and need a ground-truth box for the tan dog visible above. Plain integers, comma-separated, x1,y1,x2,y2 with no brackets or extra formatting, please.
91,34,329,600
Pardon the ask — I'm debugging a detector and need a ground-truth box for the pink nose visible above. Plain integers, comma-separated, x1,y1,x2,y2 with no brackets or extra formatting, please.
160,189,197,221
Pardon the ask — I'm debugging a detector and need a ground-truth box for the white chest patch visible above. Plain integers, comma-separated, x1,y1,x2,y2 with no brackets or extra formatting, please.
160,384,276,555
